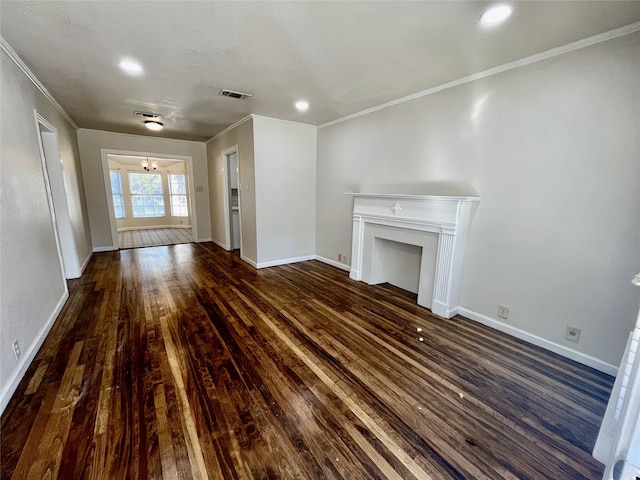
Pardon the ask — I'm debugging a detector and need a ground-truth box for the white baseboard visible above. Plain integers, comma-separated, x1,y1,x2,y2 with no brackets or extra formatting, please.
314,255,351,272
79,251,93,274
210,238,227,249
195,237,212,243
93,245,117,252
0,290,69,415
257,255,315,269
241,255,258,268
458,308,618,376
432,301,459,319
117,225,191,232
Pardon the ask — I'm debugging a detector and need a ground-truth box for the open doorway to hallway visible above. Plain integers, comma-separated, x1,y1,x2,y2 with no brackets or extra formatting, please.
107,154,193,249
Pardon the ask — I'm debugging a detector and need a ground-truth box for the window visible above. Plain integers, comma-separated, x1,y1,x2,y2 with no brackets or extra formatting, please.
168,173,189,217
109,171,125,219
129,172,165,218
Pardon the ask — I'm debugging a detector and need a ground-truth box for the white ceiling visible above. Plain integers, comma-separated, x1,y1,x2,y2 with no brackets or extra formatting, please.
2,1,639,142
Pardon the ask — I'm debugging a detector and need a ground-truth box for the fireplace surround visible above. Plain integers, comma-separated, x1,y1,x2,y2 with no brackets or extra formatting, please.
347,193,480,319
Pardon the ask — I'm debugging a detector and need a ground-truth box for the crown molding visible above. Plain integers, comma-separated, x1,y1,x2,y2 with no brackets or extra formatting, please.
1,35,78,130
319,21,640,129
206,114,317,144
250,114,316,129
78,128,204,145
205,115,253,144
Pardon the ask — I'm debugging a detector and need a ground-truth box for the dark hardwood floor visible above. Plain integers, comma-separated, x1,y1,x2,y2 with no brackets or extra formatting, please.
1,243,613,479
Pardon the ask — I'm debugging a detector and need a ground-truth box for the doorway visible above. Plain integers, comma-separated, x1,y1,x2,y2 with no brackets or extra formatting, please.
101,149,198,250
222,146,241,252
35,112,81,278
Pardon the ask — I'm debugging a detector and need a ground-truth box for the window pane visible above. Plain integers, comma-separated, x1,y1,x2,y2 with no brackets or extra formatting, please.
169,174,186,195
170,195,188,217
114,205,125,219
110,172,126,219
110,171,122,195
169,174,188,217
129,172,162,194
132,194,164,218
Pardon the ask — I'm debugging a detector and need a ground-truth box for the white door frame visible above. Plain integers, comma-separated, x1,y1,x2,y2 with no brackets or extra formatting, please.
34,111,81,279
100,148,197,249
221,145,242,253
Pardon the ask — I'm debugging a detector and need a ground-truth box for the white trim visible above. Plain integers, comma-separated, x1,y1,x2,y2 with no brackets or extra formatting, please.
319,22,640,130
347,193,481,202
314,255,351,272
458,307,618,376
100,149,199,249
348,194,477,318
194,237,212,243
93,246,118,252
34,112,81,280
79,251,93,274
1,37,78,129
241,255,258,268
211,238,227,249
116,225,191,232
256,255,315,269
206,114,316,144
205,115,252,144
0,290,69,415
250,114,316,129
220,145,238,250
277,254,619,376
78,128,202,144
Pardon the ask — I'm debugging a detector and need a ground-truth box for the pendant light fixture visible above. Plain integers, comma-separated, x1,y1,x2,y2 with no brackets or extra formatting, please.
141,157,158,171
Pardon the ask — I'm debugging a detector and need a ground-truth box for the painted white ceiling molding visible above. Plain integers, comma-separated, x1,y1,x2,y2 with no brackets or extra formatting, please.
0,36,78,130
319,21,640,129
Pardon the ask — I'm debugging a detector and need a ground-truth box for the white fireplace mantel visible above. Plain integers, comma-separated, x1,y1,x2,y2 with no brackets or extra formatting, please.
347,193,480,319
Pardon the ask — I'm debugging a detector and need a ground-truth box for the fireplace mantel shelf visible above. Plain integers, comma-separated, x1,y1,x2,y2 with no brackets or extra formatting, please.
347,193,481,202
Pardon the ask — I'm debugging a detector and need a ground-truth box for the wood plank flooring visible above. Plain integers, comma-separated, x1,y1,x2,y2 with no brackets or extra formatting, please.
118,227,192,249
0,243,614,479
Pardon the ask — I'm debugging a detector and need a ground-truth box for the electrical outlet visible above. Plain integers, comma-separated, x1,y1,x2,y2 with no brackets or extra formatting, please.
342,254,347,264
497,304,509,319
12,340,20,360
565,326,581,343
338,254,343,262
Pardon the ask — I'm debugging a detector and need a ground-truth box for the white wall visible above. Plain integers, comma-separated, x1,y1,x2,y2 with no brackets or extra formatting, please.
316,32,640,369
0,47,92,411
77,129,211,248
207,116,316,267
253,116,317,266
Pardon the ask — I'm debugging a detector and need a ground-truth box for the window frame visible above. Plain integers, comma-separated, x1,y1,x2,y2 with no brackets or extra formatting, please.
168,173,189,217
128,171,165,218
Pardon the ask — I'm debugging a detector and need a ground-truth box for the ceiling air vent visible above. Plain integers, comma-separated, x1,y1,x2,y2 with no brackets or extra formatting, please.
135,111,161,119
218,89,252,100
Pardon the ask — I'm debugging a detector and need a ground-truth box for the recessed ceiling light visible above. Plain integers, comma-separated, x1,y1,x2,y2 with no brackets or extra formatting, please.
145,121,163,131
295,100,309,112
479,4,513,27
119,58,143,76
